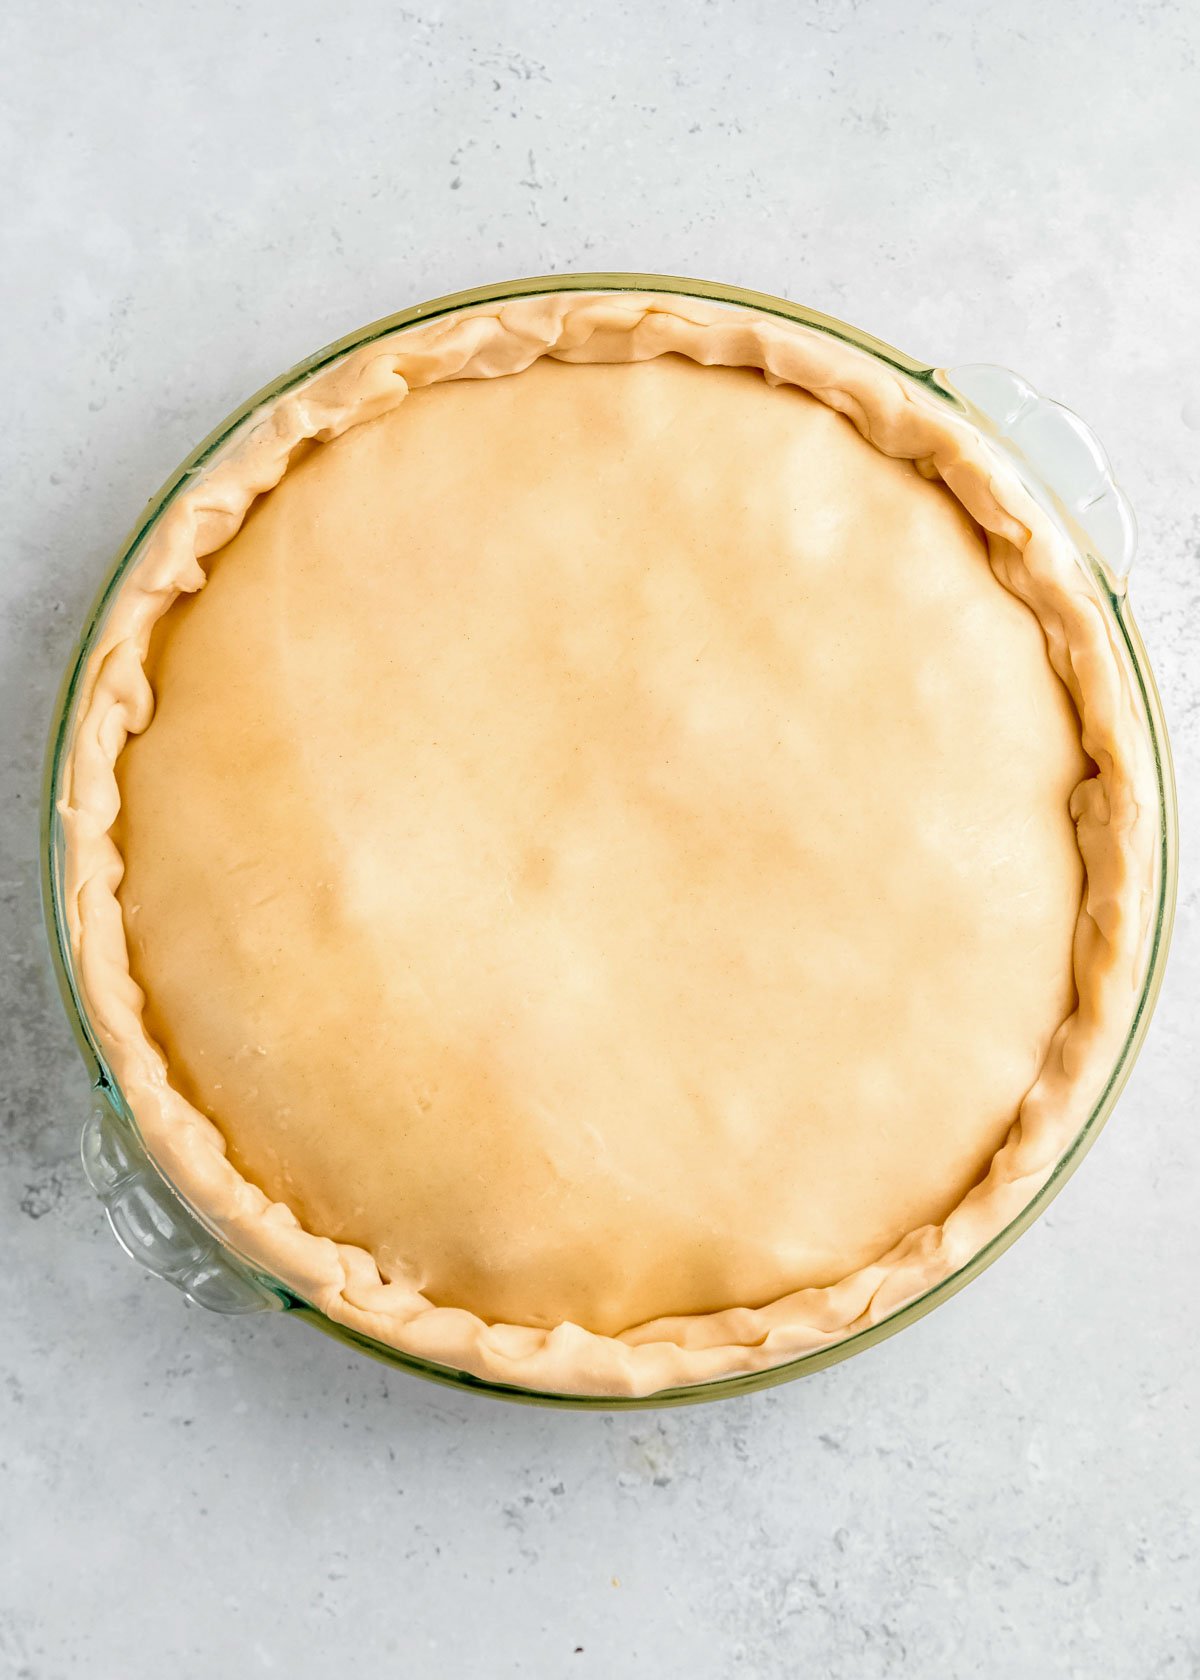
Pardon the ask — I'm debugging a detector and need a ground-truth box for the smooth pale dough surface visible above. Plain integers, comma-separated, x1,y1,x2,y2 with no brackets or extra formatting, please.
114,353,1087,1338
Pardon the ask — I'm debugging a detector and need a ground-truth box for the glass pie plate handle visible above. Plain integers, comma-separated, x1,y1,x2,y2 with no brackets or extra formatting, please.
81,1090,281,1315
932,363,1138,587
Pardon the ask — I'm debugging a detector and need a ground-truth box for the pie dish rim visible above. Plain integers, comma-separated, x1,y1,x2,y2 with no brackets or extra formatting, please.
41,271,1179,1407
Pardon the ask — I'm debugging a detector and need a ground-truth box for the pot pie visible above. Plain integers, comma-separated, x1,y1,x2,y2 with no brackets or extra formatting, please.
63,292,1155,1396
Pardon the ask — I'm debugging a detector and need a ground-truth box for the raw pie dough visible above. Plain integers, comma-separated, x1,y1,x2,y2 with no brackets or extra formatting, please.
63,293,1155,1395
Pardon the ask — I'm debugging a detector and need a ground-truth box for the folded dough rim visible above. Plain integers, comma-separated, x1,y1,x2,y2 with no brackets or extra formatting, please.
61,293,1156,1396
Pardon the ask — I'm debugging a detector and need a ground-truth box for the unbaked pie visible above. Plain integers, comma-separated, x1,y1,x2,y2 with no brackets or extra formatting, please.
62,292,1155,1395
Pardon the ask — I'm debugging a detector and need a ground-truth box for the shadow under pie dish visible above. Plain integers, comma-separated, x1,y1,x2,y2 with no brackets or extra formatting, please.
45,275,1175,1404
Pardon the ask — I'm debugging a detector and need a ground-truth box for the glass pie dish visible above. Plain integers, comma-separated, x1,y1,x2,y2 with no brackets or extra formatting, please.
41,272,1179,1408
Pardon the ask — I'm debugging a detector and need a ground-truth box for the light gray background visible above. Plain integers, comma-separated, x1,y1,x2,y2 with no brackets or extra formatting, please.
2,2,1198,1676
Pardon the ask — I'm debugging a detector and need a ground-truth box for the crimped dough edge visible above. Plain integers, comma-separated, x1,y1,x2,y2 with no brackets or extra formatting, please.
61,293,1156,1396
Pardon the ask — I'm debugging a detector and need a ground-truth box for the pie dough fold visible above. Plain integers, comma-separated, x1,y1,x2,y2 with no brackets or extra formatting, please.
62,293,1155,1396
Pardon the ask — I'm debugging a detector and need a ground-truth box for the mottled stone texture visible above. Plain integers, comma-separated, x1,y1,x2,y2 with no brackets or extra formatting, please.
1,2,1197,1675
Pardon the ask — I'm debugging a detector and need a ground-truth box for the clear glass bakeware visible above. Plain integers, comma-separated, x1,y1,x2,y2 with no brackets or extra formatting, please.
42,273,1179,1408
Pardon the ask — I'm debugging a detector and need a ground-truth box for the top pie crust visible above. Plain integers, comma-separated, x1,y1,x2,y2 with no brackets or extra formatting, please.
62,293,1155,1396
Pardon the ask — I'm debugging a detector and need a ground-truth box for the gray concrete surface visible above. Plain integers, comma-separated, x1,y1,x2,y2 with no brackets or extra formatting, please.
2,2,1198,1675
